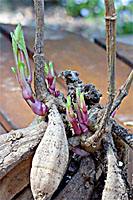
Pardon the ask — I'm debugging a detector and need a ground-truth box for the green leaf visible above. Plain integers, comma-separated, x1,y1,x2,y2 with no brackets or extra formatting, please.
27,99,32,104
74,103,78,109
11,33,18,63
17,62,25,72
80,93,84,108
44,62,49,76
18,29,26,51
67,96,71,107
32,93,36,99
76,88,80,98
11,24,30,79
49,61,54,76
14,24,21,40
11,67,17,75
11,67,18,80
13,24,26,53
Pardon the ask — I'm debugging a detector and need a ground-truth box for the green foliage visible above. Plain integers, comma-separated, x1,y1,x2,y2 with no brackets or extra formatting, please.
59,0,104,17
59,0,133,34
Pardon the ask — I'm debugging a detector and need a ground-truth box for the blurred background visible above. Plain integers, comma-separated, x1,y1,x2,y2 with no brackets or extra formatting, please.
0,0,133,43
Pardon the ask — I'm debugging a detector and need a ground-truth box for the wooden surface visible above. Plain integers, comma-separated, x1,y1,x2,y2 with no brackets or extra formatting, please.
0,23,132,131
95,38,133,67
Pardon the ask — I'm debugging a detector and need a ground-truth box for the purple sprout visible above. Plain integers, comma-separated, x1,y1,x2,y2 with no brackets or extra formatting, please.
27,99,48,116
44,61,60,97
11,24,48,116
66,89,90,135
72,147,89,157
11,24,32,85
66,96,81,135
112,110,116,118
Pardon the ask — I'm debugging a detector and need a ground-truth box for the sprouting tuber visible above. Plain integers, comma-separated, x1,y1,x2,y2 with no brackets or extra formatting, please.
30,104,69,200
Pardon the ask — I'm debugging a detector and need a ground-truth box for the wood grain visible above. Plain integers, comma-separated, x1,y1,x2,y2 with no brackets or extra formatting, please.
0,121,47,179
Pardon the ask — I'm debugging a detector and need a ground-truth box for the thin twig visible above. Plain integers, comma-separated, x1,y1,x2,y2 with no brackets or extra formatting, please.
111,70,133,114
33,0,49,102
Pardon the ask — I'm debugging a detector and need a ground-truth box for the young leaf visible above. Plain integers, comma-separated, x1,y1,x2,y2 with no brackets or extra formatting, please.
49,61,54,77
11,33,18,63
44,62,49,77
76,88,80,98
11,67,17,76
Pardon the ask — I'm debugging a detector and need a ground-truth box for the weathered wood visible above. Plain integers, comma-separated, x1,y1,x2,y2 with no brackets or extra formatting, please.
0,121,47,180
54,156,95,200
0,124,7,135
0,157,33,200
94,38,133,68
0,109,17,131
12,186,34,200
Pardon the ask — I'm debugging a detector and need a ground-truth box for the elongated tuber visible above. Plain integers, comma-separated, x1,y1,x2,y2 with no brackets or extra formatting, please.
30,104,69,200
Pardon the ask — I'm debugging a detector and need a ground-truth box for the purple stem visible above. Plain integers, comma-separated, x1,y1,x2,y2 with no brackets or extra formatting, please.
80,110,90,126
74,104,84,124
55,90,60,97
72,147,89,156
79,123,88,134
66,108,81,135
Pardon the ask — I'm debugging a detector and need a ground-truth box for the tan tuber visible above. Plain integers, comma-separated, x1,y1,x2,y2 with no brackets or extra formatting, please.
30,104,69,200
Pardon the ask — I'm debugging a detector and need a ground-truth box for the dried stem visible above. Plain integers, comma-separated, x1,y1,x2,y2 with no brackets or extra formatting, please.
33,0,49,102
100,0,117,126
111,70,133,114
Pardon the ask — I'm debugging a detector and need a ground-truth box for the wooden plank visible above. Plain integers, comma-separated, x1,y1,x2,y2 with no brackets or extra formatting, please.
0,23,132,130
0,124,7,135
0,109,17,131
0,157,32,200
94,38,133,68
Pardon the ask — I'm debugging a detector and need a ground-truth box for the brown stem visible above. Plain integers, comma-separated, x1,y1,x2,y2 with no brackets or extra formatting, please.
33,0,49,102
101,0,117,125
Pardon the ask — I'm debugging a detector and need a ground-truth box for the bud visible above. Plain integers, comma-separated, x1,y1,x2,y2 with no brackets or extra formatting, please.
74,103,83,124
55,90,60,97
44,61,58,96
27,99,48,116
66,96,81,135
11,24,32,84
112,110,116,118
